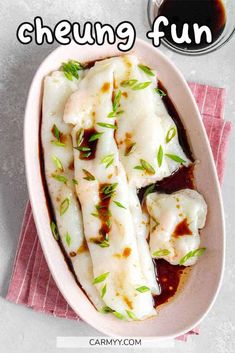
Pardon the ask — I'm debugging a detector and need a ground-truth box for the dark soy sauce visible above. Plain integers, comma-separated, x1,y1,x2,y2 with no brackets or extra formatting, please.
153,259,186,306
78,128,98,160
158,0,226,49
158,81,193,160
138,165,195,203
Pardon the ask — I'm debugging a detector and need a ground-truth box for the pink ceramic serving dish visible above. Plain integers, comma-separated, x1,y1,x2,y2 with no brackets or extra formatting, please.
24,38,225,339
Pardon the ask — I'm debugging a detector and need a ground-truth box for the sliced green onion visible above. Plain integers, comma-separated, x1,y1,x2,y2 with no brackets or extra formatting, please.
61,60,83,81
100,154,114,168
126,310,138,320
60,198,70,216
51,140,65,147
76,128,84,147
99,239,110,248
134,165,145,171
152,249,171,257
74,146,91,152
97,122,117,130
51,174,68,183
89,132,103,142
143,184,155,199
165,153,186,164
82,169,95,181
166,127,176,143
116,110,124,115
138,64,155,76
137,159,155,175
101,306,114,314
52,124,60,140
193,247,207,257
121,79,138,87
113,200,126,209
65,232,71,246
107,111,116,118
113,311,125,320
136,286,150,293
155,88,166,97
52,155,63,171
81,151,91,158
92,272,110,284
113,89,122,112
101,284,107,298
132,81,151,90
179,247,206,265
157,145,163,167
50,221,59,241
101,183,118,198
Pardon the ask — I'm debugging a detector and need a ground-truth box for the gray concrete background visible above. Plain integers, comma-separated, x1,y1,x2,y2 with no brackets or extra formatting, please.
0,0,234,352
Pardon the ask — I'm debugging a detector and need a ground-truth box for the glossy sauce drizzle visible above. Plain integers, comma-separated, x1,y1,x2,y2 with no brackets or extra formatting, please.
138,164,194,203
158,81,193,160
173,218,192,237
78,128,98,160
153,259,186,306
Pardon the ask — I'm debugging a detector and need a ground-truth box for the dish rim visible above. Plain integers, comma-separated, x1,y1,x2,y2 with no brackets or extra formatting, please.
24,38,225,339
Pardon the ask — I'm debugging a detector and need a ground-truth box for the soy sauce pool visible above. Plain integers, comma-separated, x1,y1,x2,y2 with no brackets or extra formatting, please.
158,0,226,49
154,259,191,306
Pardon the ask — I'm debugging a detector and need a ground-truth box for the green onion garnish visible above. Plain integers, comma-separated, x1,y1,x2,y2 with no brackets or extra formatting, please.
60,198,70,216
157,145,163,167
152,249,171,257
82,169,95,181
50,221,59,241
93,272,110,284
138,64,155,77
165,153,186,164
136,286,150,293
166,127,176,143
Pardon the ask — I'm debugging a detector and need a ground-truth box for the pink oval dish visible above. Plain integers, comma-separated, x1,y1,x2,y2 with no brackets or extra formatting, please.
24,39,225,339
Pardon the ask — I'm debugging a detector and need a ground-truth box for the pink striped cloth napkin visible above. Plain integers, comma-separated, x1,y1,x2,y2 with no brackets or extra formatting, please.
6,83,232,341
